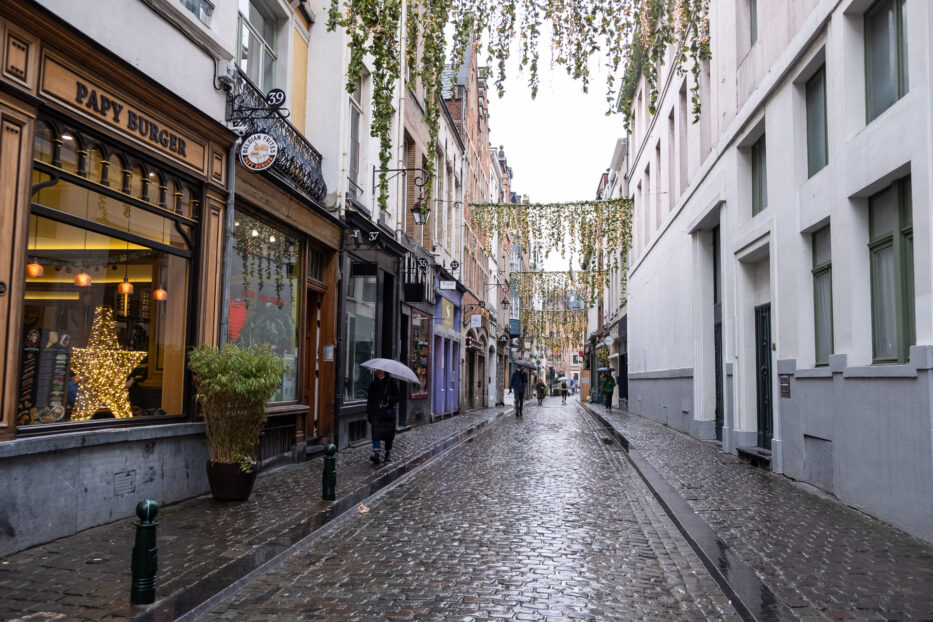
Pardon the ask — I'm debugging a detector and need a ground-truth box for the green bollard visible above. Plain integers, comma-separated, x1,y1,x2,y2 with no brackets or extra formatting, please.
130,499,159,605
322,444,337,501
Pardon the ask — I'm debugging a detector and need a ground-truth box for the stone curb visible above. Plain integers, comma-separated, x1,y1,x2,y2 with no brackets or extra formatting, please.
579,401,797,622
134,408,511,622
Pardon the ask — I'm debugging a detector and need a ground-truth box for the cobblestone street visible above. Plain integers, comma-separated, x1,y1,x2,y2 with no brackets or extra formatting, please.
201,399,738,621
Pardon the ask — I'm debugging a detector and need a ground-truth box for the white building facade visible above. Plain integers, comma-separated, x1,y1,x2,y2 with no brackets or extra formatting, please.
625,0,933,542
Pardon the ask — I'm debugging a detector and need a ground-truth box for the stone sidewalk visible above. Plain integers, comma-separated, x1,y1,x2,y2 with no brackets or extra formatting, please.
0,407,510,622
581,400,933,621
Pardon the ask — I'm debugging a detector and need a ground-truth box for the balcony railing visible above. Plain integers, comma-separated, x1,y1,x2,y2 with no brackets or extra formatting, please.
229,76,327,204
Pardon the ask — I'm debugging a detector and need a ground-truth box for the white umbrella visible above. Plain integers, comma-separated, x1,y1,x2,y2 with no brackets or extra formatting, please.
361,358,420,384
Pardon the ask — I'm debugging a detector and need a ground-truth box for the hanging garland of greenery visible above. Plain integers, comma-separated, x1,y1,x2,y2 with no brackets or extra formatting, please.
327,0,710,210
473,198,633,278
520,308,589,352
328,0,402,212
511,269,608,308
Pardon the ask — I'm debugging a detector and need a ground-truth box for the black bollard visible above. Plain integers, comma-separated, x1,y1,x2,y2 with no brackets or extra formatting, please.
130,499,159,605
322,443,337,501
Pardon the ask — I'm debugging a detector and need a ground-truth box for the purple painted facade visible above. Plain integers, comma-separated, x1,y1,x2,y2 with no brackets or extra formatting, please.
432,275,463,417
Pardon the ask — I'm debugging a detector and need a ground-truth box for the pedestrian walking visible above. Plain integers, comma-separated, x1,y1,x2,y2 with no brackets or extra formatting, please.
367,369,399,463
560,378,568,404
509,367,528,417
536,378,547,406
569,378,575,395
601,371,616,411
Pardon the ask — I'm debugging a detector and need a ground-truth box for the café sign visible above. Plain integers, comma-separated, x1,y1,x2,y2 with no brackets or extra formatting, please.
40,55,206,173
240,133,278,171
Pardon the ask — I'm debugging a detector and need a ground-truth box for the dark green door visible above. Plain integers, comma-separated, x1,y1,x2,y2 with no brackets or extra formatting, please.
755,303,773,449
714,322,723,441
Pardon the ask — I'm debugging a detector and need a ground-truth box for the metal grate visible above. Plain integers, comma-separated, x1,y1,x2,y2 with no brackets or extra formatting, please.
258,412,296,462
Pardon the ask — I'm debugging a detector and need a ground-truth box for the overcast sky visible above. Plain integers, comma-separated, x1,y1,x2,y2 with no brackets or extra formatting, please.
486,58,624,270
488,60,625,204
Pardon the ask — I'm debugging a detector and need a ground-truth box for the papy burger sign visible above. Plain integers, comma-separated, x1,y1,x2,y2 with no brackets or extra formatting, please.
240,133,278,171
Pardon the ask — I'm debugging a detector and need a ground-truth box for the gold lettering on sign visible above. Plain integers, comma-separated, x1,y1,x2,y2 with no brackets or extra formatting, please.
40,56,206,174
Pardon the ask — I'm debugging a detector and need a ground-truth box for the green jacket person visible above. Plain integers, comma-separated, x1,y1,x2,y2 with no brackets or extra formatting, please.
600,372,616,410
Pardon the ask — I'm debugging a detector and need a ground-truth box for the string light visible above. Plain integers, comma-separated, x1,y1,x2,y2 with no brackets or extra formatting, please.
70,306,147,420
26,215,44,278
75,227,91,286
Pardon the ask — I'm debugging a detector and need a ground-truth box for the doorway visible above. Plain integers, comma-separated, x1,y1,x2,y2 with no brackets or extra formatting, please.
303,290,322,440
712,225,724,441
755,303,773,449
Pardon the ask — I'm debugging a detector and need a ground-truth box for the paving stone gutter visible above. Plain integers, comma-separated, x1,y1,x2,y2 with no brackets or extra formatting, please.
580,401,795,622
579,400,933,622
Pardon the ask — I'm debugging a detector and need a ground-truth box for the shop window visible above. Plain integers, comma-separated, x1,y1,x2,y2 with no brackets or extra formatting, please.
20,122,196,428
87,148,105,184
410,311,430,397
226,210,301,402
345,264,377,402
34,122,54,163
58,131,79,173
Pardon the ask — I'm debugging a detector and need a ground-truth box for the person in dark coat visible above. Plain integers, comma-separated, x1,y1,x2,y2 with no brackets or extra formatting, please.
509,367,528,417
367,369,399,463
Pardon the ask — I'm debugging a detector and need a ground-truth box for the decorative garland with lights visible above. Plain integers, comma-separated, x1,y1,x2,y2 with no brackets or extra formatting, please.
327,0,710,210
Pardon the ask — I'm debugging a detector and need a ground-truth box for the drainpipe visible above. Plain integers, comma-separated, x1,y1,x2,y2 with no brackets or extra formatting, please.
218,137,242,344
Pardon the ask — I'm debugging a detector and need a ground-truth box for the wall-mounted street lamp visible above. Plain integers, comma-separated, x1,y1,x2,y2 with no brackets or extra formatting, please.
411,192,429,225
372,166,430,225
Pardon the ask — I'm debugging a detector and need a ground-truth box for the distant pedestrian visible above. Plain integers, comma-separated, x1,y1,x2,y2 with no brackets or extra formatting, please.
601,371,616,411
367,369,399,463
560,379,568,404
569,378,575,395
536,378,547,406
509,367,528,417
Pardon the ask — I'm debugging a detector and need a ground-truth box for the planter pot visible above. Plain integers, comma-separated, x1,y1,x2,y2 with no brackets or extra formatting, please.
206,460,257,501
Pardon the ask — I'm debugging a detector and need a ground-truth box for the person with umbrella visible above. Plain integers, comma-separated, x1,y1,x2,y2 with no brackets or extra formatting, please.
366,369,399,463
361,358,417,464
560,377,569,404
509,365,528,417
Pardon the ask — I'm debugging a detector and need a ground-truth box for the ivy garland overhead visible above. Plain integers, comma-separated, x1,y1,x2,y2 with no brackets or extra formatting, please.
473,198,633,278
520,308,589,353
327,0,710,210
512,269,607,308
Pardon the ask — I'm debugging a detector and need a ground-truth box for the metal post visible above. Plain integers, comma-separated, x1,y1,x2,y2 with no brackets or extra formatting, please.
322,444,337,501
130,499,159,605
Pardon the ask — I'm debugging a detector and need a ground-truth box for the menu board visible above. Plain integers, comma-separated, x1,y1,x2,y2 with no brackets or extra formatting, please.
17,329,72,425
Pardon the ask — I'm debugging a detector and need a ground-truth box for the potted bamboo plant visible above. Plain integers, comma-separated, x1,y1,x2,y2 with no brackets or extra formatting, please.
188,343,287,501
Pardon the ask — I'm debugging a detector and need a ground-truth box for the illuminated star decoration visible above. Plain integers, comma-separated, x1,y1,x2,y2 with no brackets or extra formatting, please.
70,306,146,421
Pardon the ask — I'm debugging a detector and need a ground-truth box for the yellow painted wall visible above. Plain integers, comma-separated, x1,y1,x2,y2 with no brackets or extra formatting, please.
290,28,308,135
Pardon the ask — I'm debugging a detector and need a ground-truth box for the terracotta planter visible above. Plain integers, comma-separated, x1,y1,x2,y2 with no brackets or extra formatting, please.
206,460,257,501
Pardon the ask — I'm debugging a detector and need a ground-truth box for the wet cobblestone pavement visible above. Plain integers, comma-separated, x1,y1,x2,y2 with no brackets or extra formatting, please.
0,407,508,622
2,397,932,621
201,399,738,621
586,402,933,621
